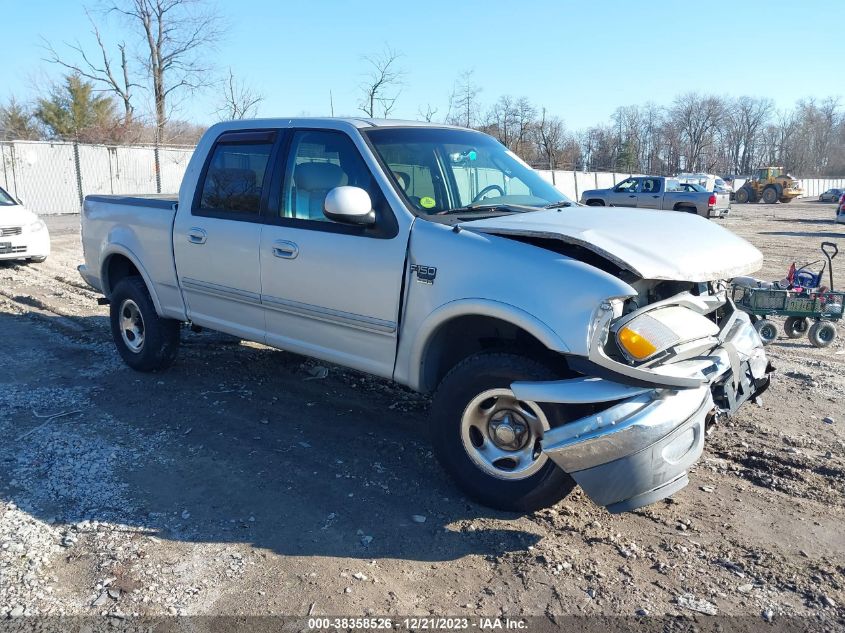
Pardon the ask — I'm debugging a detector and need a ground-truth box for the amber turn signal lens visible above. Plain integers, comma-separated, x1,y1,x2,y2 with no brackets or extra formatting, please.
618,326,658,360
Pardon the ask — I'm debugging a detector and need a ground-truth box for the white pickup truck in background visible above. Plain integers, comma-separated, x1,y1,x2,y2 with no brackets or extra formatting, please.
79,118,770,514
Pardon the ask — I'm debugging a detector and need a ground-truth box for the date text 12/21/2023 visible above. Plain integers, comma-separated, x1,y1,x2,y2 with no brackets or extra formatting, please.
306,617,528,630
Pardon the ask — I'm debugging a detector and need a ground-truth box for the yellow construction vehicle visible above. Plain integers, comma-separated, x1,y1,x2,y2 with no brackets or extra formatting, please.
734,167,804,204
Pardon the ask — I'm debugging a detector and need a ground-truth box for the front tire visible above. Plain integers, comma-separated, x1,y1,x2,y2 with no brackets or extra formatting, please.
430,352,576,512
735,188,750,204
109,276,181,371
754,319,778,344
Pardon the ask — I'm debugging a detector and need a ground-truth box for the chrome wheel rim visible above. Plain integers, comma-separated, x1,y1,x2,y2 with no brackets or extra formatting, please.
119,299,145,353
460,388,550,480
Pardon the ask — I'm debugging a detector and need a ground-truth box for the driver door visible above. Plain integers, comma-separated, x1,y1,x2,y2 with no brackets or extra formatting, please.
608,177,640,206
258,129,408,379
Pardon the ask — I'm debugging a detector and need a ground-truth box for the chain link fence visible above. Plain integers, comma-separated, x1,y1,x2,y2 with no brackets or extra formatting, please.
0,141,194,215
2,140,844,216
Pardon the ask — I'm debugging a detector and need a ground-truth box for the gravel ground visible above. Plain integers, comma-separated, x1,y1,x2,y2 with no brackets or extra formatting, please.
0,201,843,628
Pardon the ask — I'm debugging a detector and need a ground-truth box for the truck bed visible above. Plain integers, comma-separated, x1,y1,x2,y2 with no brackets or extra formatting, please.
80,193,185,319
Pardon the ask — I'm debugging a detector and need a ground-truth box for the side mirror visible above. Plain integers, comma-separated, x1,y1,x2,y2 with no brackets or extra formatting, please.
324,186,375,226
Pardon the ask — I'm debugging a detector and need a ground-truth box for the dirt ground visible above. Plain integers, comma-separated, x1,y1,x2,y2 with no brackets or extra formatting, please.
1,200,843,628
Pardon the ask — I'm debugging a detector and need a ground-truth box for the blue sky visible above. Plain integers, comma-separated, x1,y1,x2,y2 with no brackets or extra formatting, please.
3,0,843,130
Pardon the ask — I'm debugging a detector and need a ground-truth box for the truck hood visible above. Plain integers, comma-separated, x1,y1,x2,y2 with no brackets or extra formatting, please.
460,206,763,282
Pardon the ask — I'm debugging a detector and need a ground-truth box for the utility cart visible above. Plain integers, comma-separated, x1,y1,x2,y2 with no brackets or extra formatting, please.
731,242,842,348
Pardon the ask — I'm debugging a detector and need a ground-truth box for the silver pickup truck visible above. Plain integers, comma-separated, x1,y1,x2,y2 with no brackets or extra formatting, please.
79,118,770,514
580,176,732,218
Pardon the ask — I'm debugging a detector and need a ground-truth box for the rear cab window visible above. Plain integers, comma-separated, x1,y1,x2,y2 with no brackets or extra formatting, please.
194,130,276,219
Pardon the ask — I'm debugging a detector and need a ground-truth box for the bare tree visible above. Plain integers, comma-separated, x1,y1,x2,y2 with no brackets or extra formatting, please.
447,70,481,128
535,108,565,170
109,0,222,144
358,46,404,118
722,96,773,173
417,103,438,122
215,68,263,120
42,9,138,126
670,93,725,171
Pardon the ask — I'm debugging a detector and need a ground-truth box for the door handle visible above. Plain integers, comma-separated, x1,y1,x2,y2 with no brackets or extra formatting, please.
187,228,207,244
652,195,660,198
628,194,636,198
272,240,299,259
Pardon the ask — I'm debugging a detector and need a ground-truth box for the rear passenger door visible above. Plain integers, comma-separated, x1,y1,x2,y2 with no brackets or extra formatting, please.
636,177,663,209
173,130,278,342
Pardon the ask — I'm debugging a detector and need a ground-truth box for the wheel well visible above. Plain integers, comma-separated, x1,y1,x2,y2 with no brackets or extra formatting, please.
103,254,141,297
673,203,696,211
585,199,605,206
419,315,559,393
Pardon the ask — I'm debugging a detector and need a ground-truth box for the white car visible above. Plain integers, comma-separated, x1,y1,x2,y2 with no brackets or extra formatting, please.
0,186,50,263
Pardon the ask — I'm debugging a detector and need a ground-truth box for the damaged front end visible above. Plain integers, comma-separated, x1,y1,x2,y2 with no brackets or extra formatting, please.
512,283,773,513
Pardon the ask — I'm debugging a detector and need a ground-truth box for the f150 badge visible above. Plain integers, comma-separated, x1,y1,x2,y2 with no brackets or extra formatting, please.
410,264,437,285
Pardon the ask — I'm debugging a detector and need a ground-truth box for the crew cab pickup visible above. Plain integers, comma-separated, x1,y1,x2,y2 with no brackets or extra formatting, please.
580,175,732,218
79,119,770,513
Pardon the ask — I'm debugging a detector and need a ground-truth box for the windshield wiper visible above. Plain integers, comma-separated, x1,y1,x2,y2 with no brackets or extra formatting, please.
544,200,575,209
437,203,531,216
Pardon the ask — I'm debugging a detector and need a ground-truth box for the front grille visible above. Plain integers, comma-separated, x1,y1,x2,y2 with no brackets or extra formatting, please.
0,226,22,237
0,245,26,254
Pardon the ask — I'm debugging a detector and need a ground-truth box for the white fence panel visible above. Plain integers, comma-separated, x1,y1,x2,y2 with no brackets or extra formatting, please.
0,141,193,214
550,171,577,199
595,173,616,189
159,147,193,194
12,142,80,215
78,144,114,196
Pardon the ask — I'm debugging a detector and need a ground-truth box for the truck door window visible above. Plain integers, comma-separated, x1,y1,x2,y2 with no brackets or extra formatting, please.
372,142,443,212
615,178,638,192
279,130,376,222
641,178,661,193
197,142,273,215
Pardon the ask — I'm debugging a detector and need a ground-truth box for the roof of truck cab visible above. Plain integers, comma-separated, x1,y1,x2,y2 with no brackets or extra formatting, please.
209,117,466,131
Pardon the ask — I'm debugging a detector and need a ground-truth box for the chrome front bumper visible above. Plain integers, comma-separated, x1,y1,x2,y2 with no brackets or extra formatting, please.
512,310,771,513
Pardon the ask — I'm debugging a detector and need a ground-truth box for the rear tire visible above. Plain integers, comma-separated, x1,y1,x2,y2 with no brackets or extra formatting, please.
109,276,181,371
762,187,779,204
808,321,837,348
430,352,576,512
783,316,810,339
754,319,778,345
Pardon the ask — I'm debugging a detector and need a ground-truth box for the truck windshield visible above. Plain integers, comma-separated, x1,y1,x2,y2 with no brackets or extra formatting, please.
364,127,571,215
0,187,16,206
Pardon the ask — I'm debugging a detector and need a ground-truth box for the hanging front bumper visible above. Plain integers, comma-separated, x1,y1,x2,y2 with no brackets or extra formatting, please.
512,309,771,513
